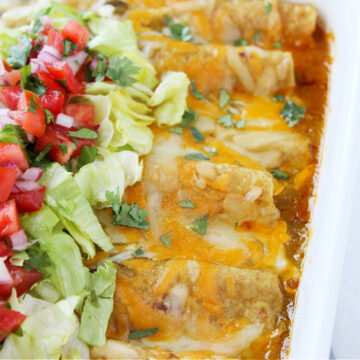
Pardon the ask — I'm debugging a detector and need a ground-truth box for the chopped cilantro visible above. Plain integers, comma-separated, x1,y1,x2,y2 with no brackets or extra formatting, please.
106,54,140,87
190,79,204,100
169,127,183,134
7,36,32,69
13,327,23,337
45,109,55,124
233,39,248,47
63,38,78,57
92,59,108,82
236,117,246,129
181,107,198,126
129,328,158,340
76,146,98,170
57,143,68,155
252,29,261,43
217,113,234,128
235,220,239,228
20,65,47,96
164,15,192,42
84,66,93,82
189,125,204,143
160,231,173,248
184,153,210,161
31,7,51,34
219,89,231,109
68,128,98,140
280,100,306,127
178,199,195,208
265,2,273,15
190,215,208,236
272,94,284,102
271,169,289,180
134,247,144,256
27,96,38,114
34,144,52,162
272,42,282,48
105,191,150,230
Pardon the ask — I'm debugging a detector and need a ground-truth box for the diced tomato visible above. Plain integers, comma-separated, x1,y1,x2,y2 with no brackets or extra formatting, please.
35,124,74,164
10,186,46,213
72,137,96,157
17,90,46,137
46,61,84,94
4,70,21,87
0,143,29,171
39,90,65,116
0,167,17,203
0,261,42,299
0,241,13,258
47,29,64,54
0,86,22,110
61,20,90,49
0,200,21,238
64,103,94,127
0,308,26,341
36,71,67,97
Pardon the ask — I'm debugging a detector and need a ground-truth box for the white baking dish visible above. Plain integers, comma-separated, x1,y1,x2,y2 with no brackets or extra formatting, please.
288,0,360,358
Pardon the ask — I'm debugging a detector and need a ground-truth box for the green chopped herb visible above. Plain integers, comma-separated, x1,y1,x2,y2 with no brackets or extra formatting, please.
106,54,140,87
160,231,173,248
272,94,284,102
84,66,93,82
236,117,246,129
31,7,51,34
265,2,273,15
57,143,68,155
164,15,192,42
92,59,108,82
169,127,184,134
181,107,198,127
178,199,195,208
105,191,150,230
13,327,23,337
34,144,52,162
272,42,282,48
280,100,306,127
20,65,47,96
271,169,289,180
68,128,98,140
217,113,234,128
63,38,78,57
189,125,204,143
134,247,144,256
28,96,38,114
20,65,31,89
45,109,55,124
7,36,32,69
190,79,204,100
235,220,239,228
219,89,231,109
70,143,77,150
129,328,158,340
233,39,248,47
190,215,208,236
76,146,98,170
252,29,261,43
184,153,210,161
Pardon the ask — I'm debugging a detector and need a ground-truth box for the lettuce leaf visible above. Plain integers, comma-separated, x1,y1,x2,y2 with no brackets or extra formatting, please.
0,27,20,59
47,1,85,29
149,71,190,127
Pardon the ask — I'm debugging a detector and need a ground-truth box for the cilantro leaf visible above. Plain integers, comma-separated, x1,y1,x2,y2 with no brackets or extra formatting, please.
45,109,55,124
76,146,98,170
272,94,284,102
233,39,248,47
265,2,273,15
106,54,140,88
236,117,246,129
68,128,98,139
105,191,150,230
181,107,198,127
271,169,290,180
92,59,108,82
190,215,208,235
7,36,32,69
272,42,282,48
34,143,52,162
219,89,231,109
252,29,261,43
20,65,47,96
217,113,234,128
28,96,38,114
24,243,52,277
190,79,204,100
280,100,306,127
189,125,204,143
63,38,78,57
160,231,173,248
129,328,158,340
178,199,195,208
184,153,210,161
57,143,68,155
31,7,51,34
169,127,183,134
134,247,144,256
164,15,192,42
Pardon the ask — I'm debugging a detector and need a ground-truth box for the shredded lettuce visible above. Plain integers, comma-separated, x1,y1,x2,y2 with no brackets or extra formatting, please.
47,1,85,29
0,27,20,59
78,262,116,346
0,294,80,359
149,71,190,127
75,150,143,206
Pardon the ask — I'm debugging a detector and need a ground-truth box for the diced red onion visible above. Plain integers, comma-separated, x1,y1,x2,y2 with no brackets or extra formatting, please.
40,15,53,27
9,229,28,251
0,258,13,285
0,114,17,130
66,50,88,75
38,45,62,63
56,113,74,128
14,180,42,192
11,183,21,194
21,167,44,181
89,56,99,72
0,108,10,116
1,161,23,179
30,59,48,73
0,76,10,87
